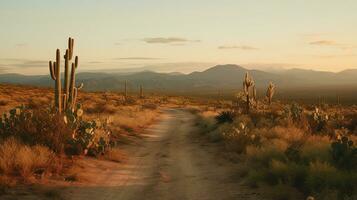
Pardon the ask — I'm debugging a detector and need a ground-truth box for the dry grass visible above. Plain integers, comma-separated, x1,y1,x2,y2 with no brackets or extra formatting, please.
0,138,57,179
0,84,164,142
196,101,357,199
0,84,184,186
103,148,126,163
0,84,52,114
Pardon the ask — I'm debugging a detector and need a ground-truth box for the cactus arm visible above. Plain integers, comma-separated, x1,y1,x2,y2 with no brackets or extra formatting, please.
48,37,80,113
64,49,70,109
75,56,78,68
55,49,62,113
68,37,74,60
49,61,56,80
77,83,84,90
72,87,78,108
69,63,76,108
63,94,67,110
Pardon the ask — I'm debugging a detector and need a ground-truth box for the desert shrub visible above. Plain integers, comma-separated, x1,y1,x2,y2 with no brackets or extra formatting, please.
330,136,357,170
343,113,357,134
305,161,340,193
0,100,8,106
0,106,72,153
202,101,357,199
207,129,222,142
284,140,305,163
195,116,217,135
245,169,265,188
266,183,301,200
0,105,113,156
280,103,306,128
301,136,331,163
289,103,304,122
246,142,286,167
308,107,330,133
124,96,137,105
266,160,308,188
0,176,14,195
0,138,56,178
86,102,116,114
68,117,112,156
142,103,157,110
222,122,261,154
104,148,125,163
215,110,235,124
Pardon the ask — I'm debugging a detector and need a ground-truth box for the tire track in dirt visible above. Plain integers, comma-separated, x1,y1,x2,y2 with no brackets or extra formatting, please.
61,108,265,200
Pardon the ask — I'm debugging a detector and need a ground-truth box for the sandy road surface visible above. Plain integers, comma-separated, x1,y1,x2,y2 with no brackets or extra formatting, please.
59,108,263,200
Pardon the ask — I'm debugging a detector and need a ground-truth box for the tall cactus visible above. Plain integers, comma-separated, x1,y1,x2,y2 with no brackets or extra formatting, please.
140,85,144,98
49,37,83,113
124,80,127,100
253,85,257,102
49,50,62,113
266,82,275,105
243,72,254,113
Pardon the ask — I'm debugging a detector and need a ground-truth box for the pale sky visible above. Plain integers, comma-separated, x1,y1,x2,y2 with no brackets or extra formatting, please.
1,0,357,75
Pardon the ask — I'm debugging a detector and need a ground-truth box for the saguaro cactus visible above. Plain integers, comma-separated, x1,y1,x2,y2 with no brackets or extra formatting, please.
253,85,257,102
243,72,255,113
266,82,275,105
49,50,62,113
140,85,144,98
49,37,83,113
124,81,127,100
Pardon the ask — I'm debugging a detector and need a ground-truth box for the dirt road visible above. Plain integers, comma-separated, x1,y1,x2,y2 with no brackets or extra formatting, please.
61,108,263,200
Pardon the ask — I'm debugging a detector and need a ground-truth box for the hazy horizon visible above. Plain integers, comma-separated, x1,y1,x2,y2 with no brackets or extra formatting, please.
1,0,357,75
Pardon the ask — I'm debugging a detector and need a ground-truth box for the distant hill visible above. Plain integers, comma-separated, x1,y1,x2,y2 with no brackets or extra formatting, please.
1,65,357,102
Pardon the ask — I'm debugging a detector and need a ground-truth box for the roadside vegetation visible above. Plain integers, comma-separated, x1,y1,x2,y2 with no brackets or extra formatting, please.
0,38,179,195
196,72,357,200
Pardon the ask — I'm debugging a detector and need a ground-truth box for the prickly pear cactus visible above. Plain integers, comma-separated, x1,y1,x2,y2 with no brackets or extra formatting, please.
331,136,357,170
312,107,329,132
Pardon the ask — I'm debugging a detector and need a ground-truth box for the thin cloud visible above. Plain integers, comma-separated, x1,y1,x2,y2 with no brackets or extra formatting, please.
15,43,27,47
142,37,200,44
0,58,47,68
116,57,162,60
87,61,104,64
311,54,357,58
309,40,337,46
218,45,259,50
309,40,356,50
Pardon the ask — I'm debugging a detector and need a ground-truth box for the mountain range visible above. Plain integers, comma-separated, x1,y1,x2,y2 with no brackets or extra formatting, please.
1,64,357,102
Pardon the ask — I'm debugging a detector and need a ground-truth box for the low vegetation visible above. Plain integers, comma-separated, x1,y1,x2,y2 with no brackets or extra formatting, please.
0,38,175,194
197,73,357,200
1,38,356,200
